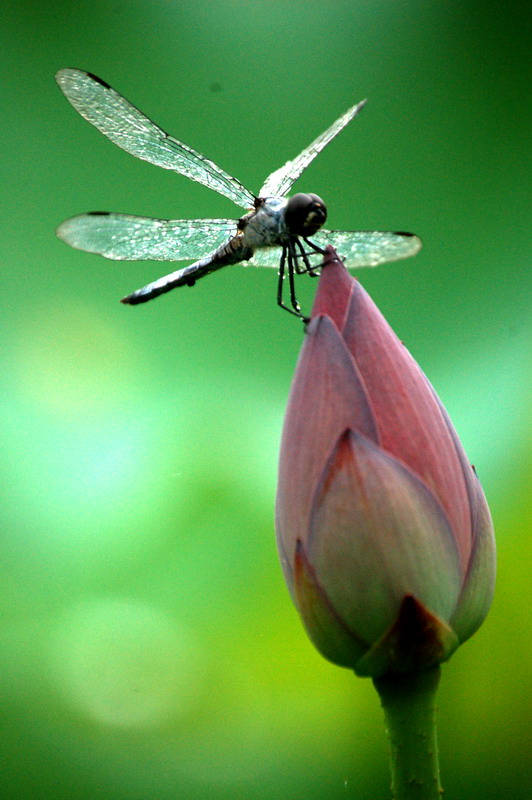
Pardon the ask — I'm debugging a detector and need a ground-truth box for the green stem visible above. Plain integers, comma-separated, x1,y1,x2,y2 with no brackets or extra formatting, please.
373,667,442,800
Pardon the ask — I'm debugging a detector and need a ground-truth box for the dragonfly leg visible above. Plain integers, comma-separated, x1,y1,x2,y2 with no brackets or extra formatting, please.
287,241,301,311
302,237,328,276
276,246,287,307
303,236,327,256
292,237,310,275
276,245,309,322
294,236,320,277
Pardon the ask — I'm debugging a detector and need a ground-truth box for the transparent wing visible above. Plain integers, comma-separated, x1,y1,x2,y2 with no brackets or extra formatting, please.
245,230,422,269
259,100,367,198
246,247,283,268
56,69,256,209
314,230,422,268
57,213,237,261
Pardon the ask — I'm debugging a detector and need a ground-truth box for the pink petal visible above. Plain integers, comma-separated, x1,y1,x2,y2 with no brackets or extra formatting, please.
450,470,496,641
308,430,462,646
310,248,355,329
294,540,368,668
428,390,496,639
276,315,379,588
341,280,472,572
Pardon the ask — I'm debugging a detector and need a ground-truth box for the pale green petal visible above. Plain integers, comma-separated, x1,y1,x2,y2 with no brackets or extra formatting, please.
309,431,462,645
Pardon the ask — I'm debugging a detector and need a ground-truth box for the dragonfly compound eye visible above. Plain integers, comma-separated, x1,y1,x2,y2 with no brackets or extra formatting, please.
285,193,327,237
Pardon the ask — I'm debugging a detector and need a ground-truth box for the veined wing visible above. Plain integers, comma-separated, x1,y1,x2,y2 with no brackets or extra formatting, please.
56,213,237,261
245,230,422,269
56,69,256,210
259,100,367,199
245,247,283,268
315,230,422,268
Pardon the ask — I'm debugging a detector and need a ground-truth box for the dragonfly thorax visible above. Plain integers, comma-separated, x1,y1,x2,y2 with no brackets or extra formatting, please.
239,196,290,248
239,193,327,251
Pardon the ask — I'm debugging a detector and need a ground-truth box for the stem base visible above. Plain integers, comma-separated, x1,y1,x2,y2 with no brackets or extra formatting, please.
373,666,442,800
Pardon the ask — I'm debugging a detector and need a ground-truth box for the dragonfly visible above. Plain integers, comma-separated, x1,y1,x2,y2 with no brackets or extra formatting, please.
56,69,421,320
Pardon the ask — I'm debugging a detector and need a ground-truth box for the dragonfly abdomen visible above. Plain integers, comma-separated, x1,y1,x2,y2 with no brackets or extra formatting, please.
211,233,254,267
121,235,254,305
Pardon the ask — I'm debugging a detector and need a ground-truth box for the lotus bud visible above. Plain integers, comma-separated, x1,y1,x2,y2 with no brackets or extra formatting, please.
276,249,495,678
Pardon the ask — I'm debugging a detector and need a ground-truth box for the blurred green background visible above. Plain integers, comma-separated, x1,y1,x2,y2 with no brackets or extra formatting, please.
1,1,530,798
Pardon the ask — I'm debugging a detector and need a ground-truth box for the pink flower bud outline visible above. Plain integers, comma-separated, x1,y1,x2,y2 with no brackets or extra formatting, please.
276,249,495,677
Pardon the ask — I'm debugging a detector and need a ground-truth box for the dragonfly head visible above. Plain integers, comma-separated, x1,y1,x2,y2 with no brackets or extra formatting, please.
284,193,327,237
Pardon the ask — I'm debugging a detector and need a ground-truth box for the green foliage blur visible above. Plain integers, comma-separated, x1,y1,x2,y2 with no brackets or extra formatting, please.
1,2,529,798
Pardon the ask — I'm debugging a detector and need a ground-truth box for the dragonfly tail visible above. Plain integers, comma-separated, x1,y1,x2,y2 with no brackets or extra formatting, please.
120,259,220,304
